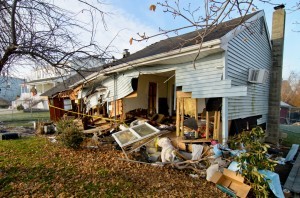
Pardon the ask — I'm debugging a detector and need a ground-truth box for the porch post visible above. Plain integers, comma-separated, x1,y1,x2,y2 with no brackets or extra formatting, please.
222,97,228,144
222,50,229,144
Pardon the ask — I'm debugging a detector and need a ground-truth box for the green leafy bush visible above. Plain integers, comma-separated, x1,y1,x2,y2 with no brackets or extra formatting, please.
16,104,24,111
232,126,276,197
57,119,84,149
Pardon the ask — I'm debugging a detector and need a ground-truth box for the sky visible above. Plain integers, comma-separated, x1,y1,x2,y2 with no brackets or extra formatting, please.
95,0,300,79
21,0,300,80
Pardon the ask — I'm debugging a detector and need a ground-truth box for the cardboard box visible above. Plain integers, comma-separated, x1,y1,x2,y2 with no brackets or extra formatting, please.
210,168,251,198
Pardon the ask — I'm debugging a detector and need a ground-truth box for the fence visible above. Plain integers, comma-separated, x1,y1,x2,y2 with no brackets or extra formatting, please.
0,108,50,127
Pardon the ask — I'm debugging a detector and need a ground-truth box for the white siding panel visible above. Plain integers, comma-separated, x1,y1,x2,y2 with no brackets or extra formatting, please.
175,53,247,98
227,17,272,121
102,70,139,102
192,86,247,98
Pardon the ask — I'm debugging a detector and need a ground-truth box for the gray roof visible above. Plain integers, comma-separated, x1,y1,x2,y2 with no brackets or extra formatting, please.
42,11,259,97
40,68,102,97
281,101,293,108
103,11,258,69
27,76,61,84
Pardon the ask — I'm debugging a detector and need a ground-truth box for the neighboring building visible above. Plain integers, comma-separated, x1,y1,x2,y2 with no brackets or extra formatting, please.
0,75,24,108
280,101,292,124
43,10,274,143
13,57,105,110
41,68,103,121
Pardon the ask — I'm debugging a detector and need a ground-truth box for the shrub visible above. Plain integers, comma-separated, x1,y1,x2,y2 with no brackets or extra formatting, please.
16,104,24,111
232,126,276,197
57,119,84,149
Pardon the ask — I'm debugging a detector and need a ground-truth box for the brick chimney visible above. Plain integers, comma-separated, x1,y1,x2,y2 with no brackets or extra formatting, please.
266,5,286,144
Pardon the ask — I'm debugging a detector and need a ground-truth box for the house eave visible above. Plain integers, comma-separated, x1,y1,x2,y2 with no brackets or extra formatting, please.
101,39,222,75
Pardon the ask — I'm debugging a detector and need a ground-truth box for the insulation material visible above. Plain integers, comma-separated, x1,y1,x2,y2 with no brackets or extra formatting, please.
259,170,284,198
191,144,204,160
206,164,219,181
158,137,176,163
285,144,299,162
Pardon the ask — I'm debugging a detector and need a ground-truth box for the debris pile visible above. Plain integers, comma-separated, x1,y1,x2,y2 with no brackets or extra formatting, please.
34,115,299,197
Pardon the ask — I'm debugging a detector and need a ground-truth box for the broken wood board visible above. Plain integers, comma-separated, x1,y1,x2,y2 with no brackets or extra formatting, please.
110,99,123,118
176,91,192,98
83,124,112,134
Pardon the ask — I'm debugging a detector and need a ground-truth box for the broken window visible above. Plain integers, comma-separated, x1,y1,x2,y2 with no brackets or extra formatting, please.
112,122,160,148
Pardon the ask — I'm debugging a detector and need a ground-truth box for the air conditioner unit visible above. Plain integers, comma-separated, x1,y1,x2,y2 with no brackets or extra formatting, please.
248,69,269,84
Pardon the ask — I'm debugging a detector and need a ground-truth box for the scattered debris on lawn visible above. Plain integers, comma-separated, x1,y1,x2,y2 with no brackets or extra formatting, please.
0,121,36,139
24,110,299,197
0,132,19,140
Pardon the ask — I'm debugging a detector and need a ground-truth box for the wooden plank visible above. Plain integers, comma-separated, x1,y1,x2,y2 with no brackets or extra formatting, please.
176,91,192,98
194,98,198,122
284,152,300,193
176,98,180,137
183,98,196,116
180,98,184,136
213,111,218,139
125,91,137,98
216,111,221,141
180,138,212,143
206,111,209,139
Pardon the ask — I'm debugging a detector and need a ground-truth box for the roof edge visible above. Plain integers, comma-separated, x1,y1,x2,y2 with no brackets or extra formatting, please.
220,11,271,50
99,38,222,75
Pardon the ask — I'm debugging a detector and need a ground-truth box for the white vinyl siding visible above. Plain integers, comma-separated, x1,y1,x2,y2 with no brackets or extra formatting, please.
227,17,272,122
176,53,247,98
101,70,139,102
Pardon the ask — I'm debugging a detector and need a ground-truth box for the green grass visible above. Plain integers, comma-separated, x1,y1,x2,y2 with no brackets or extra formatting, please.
0,111,50,127
280,125,300,146
0,137,156,197
0,136,226,197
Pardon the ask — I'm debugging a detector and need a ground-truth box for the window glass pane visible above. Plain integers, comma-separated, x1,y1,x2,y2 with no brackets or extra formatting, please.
64,99,72,110
132,124,158,137
113,130,138,145
112,123,160,147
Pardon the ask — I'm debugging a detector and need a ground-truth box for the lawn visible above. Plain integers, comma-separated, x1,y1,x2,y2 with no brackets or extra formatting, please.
280,125,300,147
0,111,50,127
0,137,225,197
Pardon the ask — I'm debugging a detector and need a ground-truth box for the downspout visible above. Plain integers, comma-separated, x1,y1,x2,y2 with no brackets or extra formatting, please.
222,51,229,144
266,5,286,144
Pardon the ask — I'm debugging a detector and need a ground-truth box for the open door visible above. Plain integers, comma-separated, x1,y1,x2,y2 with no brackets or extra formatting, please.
148,82,157,115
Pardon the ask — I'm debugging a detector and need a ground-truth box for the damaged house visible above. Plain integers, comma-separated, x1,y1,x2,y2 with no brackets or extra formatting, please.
43,10,272,144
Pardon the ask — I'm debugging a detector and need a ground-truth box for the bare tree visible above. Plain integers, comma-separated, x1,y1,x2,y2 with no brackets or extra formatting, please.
130,0,271,66
281,71,300,107
0,0,108,76
130,0,291,65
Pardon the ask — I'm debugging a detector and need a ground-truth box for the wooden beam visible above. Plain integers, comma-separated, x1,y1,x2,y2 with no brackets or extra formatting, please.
176,97,180,136
194,99,198,122
213,111,218,139
216,111,221,141
180,98,184,136
125,91,137,98
206,111,209,139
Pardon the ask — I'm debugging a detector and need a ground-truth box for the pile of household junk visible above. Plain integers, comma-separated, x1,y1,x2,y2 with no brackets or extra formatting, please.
109,119,299,198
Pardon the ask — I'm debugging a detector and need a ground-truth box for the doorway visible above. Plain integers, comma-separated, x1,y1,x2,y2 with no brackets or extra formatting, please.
148,82,157,115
